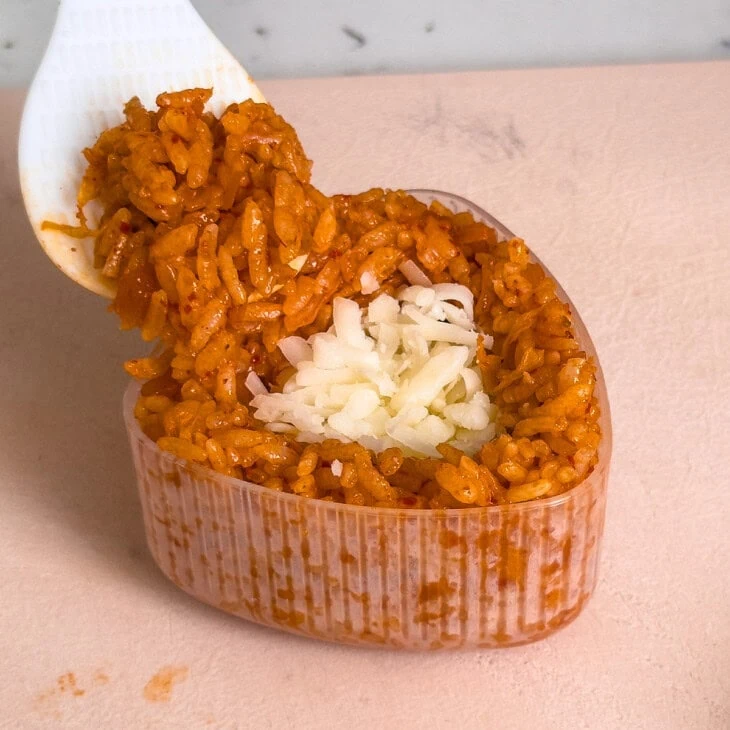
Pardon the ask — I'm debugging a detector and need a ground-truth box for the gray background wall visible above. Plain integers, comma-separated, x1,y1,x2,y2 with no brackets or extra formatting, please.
2,0,729,86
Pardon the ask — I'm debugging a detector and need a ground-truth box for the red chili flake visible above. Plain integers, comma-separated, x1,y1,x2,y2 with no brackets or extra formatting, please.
251,355,260,364
183,304,193,313
119,221,131,233
329,249,342,259
400,496,417,507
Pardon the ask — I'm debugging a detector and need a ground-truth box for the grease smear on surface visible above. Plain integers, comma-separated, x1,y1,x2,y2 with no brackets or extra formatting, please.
143,665,189,703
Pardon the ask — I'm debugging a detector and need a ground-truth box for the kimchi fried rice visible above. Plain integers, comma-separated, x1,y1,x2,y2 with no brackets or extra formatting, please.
46,88,602,509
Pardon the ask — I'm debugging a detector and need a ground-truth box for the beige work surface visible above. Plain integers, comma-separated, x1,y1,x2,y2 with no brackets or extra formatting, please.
1,62,728,729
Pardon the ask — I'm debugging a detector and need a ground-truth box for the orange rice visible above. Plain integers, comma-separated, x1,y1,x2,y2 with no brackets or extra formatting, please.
48,88,602,509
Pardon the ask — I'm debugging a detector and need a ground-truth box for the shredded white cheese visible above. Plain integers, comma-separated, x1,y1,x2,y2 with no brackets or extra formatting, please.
359,271,379,295
249,282,497,458
398,259,433,287
287,254,309,271
245,370,268,396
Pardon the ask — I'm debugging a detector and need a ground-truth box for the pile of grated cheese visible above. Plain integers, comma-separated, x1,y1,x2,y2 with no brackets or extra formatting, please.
248,279,498,458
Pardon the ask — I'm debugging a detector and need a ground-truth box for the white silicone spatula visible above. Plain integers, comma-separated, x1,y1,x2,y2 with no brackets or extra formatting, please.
18,0,265,297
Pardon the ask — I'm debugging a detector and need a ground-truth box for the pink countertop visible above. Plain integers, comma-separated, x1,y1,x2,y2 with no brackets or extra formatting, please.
0,62,728,729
